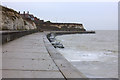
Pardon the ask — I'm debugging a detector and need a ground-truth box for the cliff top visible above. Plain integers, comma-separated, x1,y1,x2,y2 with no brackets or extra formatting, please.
0,5,18,14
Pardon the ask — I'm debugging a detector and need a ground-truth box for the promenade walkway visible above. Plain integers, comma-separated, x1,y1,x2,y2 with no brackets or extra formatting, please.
2,32,64,78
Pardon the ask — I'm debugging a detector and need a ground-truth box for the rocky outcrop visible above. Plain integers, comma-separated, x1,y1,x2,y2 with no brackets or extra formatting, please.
0,5,37,30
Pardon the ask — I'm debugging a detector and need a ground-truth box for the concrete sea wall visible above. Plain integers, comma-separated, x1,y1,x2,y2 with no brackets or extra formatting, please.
1,29,38,44
43,32,88,78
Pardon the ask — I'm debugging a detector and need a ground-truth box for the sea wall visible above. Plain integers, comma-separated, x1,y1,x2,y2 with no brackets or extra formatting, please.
0,5,37,30
1,29,38,44
47,31,95,37
43,32,87,78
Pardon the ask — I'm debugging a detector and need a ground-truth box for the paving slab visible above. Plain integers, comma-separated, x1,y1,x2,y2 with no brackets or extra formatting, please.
3,58,58,70
3,70,64,78
3,48,47,53
3,52,51,60
2,32,64,78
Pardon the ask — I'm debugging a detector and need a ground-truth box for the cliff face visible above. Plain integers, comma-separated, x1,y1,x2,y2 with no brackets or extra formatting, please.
0,6,37,30
39,22,86,31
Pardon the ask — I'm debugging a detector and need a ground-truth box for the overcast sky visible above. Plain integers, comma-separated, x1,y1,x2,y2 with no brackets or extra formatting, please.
1,1,118,30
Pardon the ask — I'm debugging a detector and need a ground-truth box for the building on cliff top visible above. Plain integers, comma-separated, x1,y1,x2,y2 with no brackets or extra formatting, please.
20,11,40,22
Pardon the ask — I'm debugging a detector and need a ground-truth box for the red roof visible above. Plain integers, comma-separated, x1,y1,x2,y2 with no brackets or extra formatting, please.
20,13,39,21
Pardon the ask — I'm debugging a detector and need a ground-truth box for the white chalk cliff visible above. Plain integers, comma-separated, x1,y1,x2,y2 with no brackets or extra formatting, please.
0,5,37,30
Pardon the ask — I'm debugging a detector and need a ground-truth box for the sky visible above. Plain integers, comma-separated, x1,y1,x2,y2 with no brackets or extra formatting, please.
1,1,118,30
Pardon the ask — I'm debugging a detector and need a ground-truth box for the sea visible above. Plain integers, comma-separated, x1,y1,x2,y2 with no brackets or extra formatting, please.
56,30,118,78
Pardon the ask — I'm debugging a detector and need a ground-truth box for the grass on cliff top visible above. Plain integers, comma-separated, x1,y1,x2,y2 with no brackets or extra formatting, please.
0,5,18,14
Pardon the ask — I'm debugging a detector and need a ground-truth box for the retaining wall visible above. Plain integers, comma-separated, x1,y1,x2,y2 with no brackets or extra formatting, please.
1,29,39,44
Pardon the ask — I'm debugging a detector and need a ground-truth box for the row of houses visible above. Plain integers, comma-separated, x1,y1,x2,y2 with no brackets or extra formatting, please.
19,11,44,22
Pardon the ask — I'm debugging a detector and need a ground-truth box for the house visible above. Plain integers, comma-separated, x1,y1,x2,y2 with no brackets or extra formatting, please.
20,11,39,21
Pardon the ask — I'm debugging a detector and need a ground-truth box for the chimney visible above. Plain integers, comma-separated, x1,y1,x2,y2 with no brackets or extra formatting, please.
18,11,20,14
23,11,25,17
27,11,29,14
23,11,25,14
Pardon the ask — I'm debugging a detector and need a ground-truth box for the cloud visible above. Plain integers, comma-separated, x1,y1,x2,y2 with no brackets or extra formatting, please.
1,0,119,2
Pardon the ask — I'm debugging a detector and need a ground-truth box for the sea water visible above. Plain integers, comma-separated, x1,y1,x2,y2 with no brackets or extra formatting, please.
56,30,118,78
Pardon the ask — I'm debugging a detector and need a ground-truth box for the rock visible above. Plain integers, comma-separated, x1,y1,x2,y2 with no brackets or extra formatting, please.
0,5,37,30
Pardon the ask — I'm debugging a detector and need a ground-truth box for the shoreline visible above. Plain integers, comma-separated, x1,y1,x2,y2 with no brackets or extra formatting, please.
43,31,88,78
43,31,97,78
54,30,118,78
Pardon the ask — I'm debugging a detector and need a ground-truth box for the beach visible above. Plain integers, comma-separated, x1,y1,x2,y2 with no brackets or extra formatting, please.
56,30,118,78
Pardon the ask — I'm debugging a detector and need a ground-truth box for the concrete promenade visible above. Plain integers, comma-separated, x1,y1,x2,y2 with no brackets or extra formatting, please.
2,32,64,78
1,32,88,79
